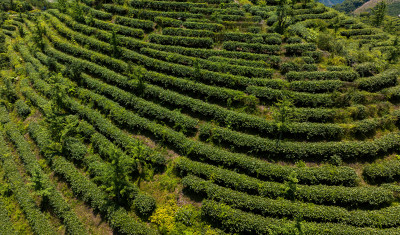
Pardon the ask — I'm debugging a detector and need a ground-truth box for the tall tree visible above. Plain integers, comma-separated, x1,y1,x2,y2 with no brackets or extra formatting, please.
127,62,146,96
272,91,296,143
371,1,387,27
70,0,85,23
285,171,298,201
93,146,138,205
388,37,400,63
333,16,341,35
276,0,292,34
0,77,18,103
29,170,53,207
63,60,83,85
110,30,120,57
57,0,68,13
32,18,45,50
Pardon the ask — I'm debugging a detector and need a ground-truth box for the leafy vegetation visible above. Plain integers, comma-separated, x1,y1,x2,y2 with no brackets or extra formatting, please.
1,0,400,234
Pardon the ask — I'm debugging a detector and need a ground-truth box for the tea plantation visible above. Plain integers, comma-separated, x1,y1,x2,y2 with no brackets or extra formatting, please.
1,0,400,234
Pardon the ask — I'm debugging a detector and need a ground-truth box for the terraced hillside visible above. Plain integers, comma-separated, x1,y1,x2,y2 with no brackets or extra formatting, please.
353,0,400,15
1,0,400,234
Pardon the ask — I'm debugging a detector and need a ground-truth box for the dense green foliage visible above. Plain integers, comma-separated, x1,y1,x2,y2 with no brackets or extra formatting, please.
333,0,369,13
1,0,400,233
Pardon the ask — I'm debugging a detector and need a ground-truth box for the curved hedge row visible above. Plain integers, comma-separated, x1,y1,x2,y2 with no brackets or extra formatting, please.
289,80,345,93
140,47,273,78
292,5,326,15
0,105,10,124
201,200,400,235
154,16,182,28
223,41,280,54
114,16,154,31
355,62,380,77
382,85,400,102
207,56,271,68
184,175,400,228
183,21,224,32
198,123,400,161
81,4,112,20
246,86,343,108
221,32,282,44
129,0,207,12
354,34,389,41
286,71,359,82
175,158,395,208
131,49,276,88
290,107,337,123
363,159,400,184
177,151,357,185
245,5,276,18
190,7,243,15
340,28,379,38
20,80,51,116
1,25,17,31
152,41,281,65
356,70,399,92
280,62,318,74
284,43,317,56
28,123,155,235
162,27,215,38
148,34,213,48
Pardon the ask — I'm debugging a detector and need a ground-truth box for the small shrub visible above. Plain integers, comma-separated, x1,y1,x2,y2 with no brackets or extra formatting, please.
150,199,177,233
63,137,87,160
15,100,30,118
175,204,199,227
134,193,156,218
317,33,344,55
354,62,380,77
286,37,302,44
248,26,261,34
330,155,343,166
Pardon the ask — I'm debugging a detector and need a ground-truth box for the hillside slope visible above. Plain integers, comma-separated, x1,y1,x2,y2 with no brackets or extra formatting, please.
1,0,400,234
319,0,345,7
333,0,370,13
354,0,400,15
